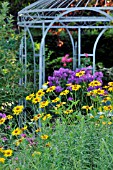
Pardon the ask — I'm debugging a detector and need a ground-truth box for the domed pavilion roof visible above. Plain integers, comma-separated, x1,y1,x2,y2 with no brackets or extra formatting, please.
18,0,113,28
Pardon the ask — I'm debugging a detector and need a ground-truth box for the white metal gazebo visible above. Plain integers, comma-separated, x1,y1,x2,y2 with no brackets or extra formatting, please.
18,0,113,90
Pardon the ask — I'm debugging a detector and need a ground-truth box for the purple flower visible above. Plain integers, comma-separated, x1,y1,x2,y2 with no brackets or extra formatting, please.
2,137,8,142
21,133,27,138
55,86,64,93
0,113,6,118
67,97,73,101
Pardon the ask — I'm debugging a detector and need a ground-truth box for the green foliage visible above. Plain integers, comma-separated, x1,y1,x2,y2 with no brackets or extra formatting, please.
0,2,30,112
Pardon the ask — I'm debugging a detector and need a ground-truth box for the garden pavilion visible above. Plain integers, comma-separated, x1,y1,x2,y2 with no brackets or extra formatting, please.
18,0,113,90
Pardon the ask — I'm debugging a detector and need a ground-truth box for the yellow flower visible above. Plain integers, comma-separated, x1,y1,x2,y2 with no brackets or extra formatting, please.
0,118,6,125
52,97,60,103
12,128,22,136
88,80,102,87
0,147,4,153
15,138,24,146
42,114,52,121
103,85,109,89
108,82,113,87
71,84,81,91
76,70,85,77
32,151,41,157
103,105,113,111
108,87,113,92
101,97,111,103
35,43,40,50
45,142,51,147
21,126,27,131
7,115,13,119
0,157,5,163
4,149,13,157
41,134,49,140
99,115,104,119
35,128,41,133
60,90,69,96
56,102,66,108
31,114,42,121
90,116,94,119
108,122,112,125
13,105,24,115
93,88,105,95
46,86,56,93
102,122,106,125
39,101,49,108
64,110,73,114
32,97,41,104
36,90,45,97
82,105,93,111
87,91,95,96
26,93,35,100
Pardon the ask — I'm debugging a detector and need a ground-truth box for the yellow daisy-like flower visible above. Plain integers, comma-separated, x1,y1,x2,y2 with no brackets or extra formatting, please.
52,97,60,103
0,118,6,125
26,93,35,100
108,122,112,125
82,105,93,111
4,149,13,157
103,85,109,89
87,91,95,96
64,110,73,114
71,84,81,91
0,147,4,153
108,82,113,87
32,97,41,104
88,80,102,87
76,70,85,77
12,128,22,136
60,90,69,96
101,97,111,103
102,122,106,125
93,88,105,95
13,105,24,115
46,86,56,93
15,138,24,146
32,151,41,157
39,101,49,108
36,90,45,97
41,134,49,140
103,105,113,111
108,87,113,92
90,115,94,119
99,115,104,119
21,125,27,131
7,115,13,119
42,114,52,121
56,102,66,108
45,142,51,147
0,157,5,163
35,128,41,133
31,114,42,121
